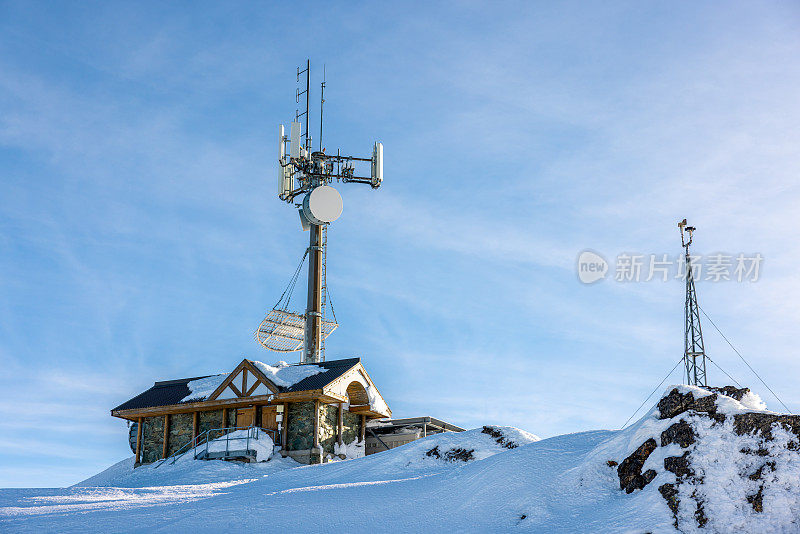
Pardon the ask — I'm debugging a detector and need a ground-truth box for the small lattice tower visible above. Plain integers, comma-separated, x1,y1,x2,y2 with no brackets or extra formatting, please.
679,219,708,387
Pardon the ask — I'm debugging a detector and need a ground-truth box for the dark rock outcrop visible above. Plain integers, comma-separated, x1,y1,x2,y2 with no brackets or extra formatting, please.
661,420,696,448
664,451,692,478
659,483,680,515
617,438,657,493
708,386,751,402
657,387,725,422
621,385,800,530
747,486,764,513
425,445,475,462
657,389,696,420
733,413,800,440
481,426,520,449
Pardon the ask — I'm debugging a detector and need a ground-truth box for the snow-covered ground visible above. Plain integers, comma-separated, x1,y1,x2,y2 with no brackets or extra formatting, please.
1,390,798,533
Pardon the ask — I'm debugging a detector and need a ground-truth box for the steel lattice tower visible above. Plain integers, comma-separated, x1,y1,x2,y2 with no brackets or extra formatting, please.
679,219,708,387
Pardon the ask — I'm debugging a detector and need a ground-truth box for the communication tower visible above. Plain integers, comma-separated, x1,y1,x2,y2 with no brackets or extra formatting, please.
678,219,708,386
256,60,384,363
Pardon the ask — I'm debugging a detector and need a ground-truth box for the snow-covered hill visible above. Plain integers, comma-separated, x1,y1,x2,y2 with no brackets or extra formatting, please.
1,388,799,533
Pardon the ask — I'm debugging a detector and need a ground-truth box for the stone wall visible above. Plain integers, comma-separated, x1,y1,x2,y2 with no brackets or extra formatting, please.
167,413,194,456
140,415,164,464
136,404,362,464
198,409,223,436
343,411,361,444
317,404,363,454
287,402,315,451
138,409,235,464
319,404,338,454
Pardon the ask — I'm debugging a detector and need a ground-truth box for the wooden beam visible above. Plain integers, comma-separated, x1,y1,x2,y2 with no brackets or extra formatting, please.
111,394,278,419
272,389,327,401
162,414,170,459
281,403,289,450
109,390,345,421
245,379,262,397
360,414,366,442
207,359,280,401
135,417,143,464
228,381,243,398
242,360,280,394
242,368,248,395
312,400,320,450
192,411,199,441
347,405,389,418
222,407,228,429
206,360,246,400
337,402,344,446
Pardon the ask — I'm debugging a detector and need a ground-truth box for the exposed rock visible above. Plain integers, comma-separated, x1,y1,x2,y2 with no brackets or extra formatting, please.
707,385,751,402
664,451,692,478
733,412,800,440
624,385,800,530
694,497,708,528
657,389,696,420
657,388,726,423
425,445,475,462
748,461,774,481
740,446,770,456
606,460,618,467
747,486,764,513
618,438,657,493
659,483,680,515
661,420,695,448
481,426,519,449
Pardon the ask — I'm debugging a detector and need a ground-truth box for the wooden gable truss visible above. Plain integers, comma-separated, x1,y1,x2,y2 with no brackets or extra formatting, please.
207,359,280,401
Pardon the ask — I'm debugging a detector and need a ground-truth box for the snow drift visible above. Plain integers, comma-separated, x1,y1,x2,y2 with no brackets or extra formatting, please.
2,388,800,533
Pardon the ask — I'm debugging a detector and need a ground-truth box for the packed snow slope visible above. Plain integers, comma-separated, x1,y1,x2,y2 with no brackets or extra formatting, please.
1,387,799,533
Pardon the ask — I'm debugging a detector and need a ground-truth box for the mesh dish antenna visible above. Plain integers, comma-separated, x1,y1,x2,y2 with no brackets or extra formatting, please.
266,59,384,363
255,309,338,353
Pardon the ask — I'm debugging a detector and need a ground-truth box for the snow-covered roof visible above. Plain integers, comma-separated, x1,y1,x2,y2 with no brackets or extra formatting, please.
250,360,323,388
112,358,364,412
182,374,228,403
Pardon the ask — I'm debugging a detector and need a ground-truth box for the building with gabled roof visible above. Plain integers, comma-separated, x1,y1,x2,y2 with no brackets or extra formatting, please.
112,357,391,465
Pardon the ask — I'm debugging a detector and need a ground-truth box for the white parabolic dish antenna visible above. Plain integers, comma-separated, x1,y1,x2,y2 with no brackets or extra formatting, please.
302,185,343,225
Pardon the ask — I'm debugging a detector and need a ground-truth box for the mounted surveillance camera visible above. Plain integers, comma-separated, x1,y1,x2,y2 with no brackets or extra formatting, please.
371,142,383,187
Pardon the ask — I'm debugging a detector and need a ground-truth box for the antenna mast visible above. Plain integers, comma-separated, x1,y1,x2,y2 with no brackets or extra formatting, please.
679,219,708,387
268,59,384,364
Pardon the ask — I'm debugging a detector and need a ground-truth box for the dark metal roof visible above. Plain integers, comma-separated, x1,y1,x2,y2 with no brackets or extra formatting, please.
112,358,361,413
112,375,218,412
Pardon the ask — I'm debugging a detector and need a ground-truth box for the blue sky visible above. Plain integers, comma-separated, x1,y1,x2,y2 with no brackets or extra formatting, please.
2,1,800,487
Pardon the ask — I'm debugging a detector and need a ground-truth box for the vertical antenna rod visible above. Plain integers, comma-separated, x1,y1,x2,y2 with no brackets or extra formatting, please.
679,219,708,387
319,65,326,151
304,59,310,151
296,60,311,151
